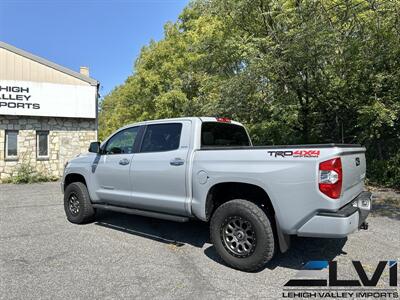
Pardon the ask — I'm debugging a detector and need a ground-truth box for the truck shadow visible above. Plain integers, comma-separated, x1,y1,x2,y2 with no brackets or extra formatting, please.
371,197,400,220
368,189,400,220
95,209,347,271
95,210,209,248
204,237,347,271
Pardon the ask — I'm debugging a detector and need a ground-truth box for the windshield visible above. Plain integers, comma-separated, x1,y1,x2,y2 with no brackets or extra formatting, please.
201,122,251,147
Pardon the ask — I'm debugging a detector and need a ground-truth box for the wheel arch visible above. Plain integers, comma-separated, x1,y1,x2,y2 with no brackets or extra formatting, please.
205,182,275,221
64,173,87,191
204,181,290,253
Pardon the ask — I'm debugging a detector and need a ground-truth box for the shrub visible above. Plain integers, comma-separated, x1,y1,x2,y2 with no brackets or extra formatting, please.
5,162,58,184
367,153,400,189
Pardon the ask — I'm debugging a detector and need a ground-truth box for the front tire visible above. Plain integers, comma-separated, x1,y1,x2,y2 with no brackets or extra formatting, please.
64,182,95,224
210,199,275,272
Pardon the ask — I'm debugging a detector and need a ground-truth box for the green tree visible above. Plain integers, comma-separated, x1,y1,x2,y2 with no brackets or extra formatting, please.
99,0,400,188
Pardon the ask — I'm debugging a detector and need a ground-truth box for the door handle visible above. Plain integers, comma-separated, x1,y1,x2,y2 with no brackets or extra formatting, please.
119,158,130,166
170,158,184,166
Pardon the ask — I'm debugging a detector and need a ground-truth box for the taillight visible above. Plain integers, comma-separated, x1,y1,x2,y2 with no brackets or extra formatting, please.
319,157,342,199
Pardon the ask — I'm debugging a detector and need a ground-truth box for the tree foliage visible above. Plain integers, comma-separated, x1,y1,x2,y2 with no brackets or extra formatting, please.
99,0,400,188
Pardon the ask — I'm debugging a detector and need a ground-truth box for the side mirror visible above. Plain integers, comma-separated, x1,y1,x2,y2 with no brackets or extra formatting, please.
88,141,100,153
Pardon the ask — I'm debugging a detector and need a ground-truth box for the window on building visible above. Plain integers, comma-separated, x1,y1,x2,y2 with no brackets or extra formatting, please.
37,131,49,158
5,130,18,159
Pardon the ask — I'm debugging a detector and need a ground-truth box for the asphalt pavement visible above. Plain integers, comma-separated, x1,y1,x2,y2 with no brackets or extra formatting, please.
0,183,399,299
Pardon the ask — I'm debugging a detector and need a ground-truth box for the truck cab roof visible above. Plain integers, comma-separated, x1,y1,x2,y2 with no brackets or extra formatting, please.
122,117,245,130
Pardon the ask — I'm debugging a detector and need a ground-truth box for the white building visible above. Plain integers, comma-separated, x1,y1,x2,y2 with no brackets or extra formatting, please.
0,41,99,182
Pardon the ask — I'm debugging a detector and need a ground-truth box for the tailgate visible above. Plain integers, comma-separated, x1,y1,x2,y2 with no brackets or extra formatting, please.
339,147,367,206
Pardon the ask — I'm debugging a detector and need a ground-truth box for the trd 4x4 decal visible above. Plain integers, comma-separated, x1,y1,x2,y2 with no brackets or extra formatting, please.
267,150,320,158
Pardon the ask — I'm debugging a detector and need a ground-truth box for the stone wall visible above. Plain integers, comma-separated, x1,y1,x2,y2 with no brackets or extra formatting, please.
0,115,97,182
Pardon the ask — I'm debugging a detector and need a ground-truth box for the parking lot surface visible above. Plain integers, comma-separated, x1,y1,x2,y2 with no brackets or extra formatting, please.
1,183,399,299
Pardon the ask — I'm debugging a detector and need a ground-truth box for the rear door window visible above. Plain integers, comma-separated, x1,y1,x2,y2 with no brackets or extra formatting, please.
140,123,182,152
201,122,250,147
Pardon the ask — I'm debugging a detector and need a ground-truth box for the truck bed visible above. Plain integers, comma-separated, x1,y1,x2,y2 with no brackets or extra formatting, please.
192,144,366,234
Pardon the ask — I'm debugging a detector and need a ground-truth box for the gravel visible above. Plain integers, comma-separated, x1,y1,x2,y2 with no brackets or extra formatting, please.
0,183,399,299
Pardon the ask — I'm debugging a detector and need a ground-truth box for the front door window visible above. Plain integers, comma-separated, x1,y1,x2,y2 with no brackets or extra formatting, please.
105,127,139,155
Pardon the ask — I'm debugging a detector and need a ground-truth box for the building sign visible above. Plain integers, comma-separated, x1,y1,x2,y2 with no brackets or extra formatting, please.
0,80,97,118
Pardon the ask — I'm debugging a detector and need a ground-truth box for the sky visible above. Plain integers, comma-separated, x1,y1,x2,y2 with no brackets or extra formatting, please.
0,0,189,97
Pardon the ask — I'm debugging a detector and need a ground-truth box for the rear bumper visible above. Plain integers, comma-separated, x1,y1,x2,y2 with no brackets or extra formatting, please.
297,191,372,238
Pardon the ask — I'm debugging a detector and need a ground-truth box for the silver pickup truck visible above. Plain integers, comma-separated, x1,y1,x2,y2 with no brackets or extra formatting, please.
62,117,371,271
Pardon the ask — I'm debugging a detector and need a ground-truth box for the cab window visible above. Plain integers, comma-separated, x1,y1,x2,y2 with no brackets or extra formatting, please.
105,127,139,154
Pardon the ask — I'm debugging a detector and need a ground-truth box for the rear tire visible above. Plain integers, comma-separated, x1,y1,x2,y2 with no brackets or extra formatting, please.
210,199,275,272
64,182,95,224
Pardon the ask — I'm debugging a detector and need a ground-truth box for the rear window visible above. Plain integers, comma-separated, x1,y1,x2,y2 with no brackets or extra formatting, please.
201,122,250,147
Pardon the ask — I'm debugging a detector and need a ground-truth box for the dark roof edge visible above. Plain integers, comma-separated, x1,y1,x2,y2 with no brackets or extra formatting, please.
0,41,99,86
